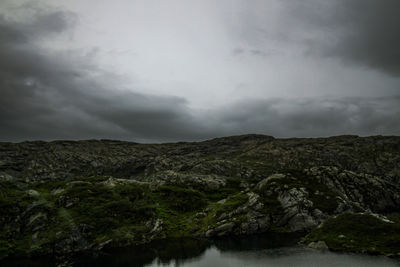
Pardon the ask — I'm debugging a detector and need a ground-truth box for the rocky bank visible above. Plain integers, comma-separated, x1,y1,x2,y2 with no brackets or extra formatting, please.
1,134,400,264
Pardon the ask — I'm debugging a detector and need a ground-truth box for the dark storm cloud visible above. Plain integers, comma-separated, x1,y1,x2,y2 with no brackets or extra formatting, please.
288,0,400,76
213,96,400,138
0,7,208,142
0,9,75,44
1,2,399,142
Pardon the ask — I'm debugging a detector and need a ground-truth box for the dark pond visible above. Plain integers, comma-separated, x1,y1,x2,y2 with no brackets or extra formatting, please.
2,233,399,266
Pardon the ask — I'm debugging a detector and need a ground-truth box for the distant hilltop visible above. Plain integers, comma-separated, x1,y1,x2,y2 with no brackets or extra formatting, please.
1,134,399,183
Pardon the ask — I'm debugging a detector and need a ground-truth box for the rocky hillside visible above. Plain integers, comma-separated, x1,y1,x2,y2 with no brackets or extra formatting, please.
1,134,400,263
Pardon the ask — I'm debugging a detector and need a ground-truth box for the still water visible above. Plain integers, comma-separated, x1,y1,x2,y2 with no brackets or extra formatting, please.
3,233,399,266
77,233,399,267
145,246,399,267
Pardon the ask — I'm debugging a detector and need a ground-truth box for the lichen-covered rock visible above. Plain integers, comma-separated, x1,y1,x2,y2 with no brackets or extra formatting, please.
206,222,236,237
308,240,328,250
0,134,400,262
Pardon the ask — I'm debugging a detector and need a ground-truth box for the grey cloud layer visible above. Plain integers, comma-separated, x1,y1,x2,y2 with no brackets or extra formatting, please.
213,97,400,138
0,2,399,142
0,8,210,142
286,0,400,76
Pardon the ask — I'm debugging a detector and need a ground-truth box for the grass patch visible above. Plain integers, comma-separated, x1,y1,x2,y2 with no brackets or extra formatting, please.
31,180,67,192
203,177,243,202
58,182,156,240
154,185,207,212
303,213,400,255
0,181,32,209
214,192,248,218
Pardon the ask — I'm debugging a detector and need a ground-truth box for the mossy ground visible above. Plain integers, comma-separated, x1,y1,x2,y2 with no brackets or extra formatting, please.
1,168,339,260
303,213,400,256
2,162,400,261
0,180,158,259
0,182,37,259
0,176,250,259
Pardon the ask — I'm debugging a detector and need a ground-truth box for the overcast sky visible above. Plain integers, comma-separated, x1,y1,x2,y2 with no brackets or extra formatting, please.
0,0,399,142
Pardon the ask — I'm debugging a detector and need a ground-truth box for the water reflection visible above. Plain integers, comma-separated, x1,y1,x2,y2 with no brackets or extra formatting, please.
2,233,399,267
167,247,399,267
75,232,301,266
213,232,303,252
79,238,211,267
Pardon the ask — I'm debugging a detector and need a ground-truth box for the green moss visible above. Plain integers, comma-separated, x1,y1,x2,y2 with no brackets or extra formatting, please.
145,185,210,237
31,180,67,192
203,177,243,202
0,233,34,260
303,213,400,256
0,181,32,209
62,181,113,200
213,192,248,218
0,180,160,257
0,240,14,260
158,211,197,237
154,185,207,212
223,192,248,210
57,181,156,242
108,224,152,246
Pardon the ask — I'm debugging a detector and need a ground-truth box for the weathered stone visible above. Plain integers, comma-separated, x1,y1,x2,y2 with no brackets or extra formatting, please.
257,174,286,190
206,222,235,237
27,212,47,231
27,189,40,198
308,241,329,250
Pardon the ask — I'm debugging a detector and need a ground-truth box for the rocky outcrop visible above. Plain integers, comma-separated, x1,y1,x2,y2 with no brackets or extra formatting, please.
0,134,399,262
308,240,329,250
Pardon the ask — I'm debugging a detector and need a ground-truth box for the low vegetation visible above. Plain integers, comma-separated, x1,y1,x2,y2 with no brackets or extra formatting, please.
303,213,400,256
